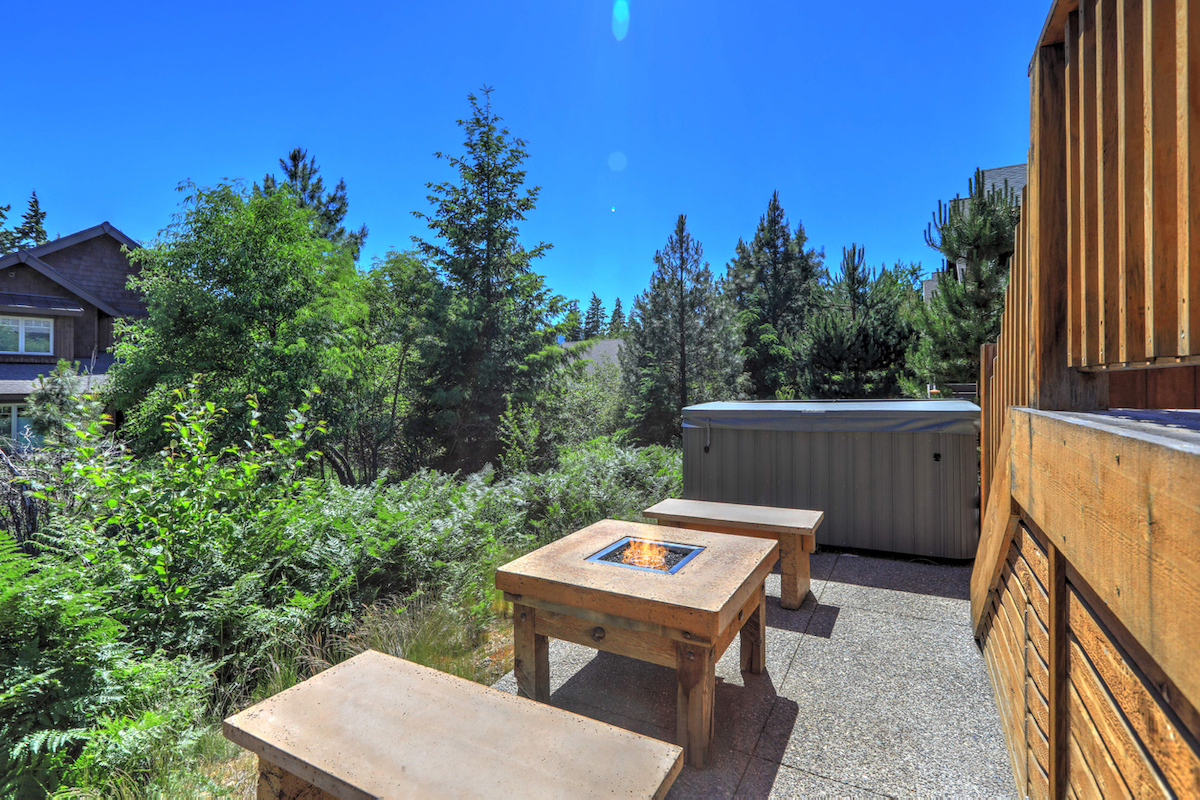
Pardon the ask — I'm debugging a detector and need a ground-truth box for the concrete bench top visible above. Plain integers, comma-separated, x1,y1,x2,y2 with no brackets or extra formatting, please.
223,650,683,799
643,498,824,536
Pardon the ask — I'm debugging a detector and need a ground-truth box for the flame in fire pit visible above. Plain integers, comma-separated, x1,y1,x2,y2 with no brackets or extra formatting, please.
622,537,668,570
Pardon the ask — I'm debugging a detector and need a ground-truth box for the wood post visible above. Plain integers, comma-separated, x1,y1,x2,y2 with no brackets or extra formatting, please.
676,640,715,768
513,604,549,702
779,532,810,610
740,583,766,674
1031,40,1108,411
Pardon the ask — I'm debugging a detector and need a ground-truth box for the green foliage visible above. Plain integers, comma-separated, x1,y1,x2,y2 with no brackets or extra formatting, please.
27,360,105,447
727,191,824,398
799,245,917,398
0,191,49,255
105,181,355,452
410,89,572,471
607,298,625,336
620,214,742,445
256,147,369,259
0,533,209,795
317,250,440,484
583,293,605,339
910,168,1020,388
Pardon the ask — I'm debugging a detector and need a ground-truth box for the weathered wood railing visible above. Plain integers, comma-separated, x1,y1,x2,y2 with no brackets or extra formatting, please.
974,1,1200,796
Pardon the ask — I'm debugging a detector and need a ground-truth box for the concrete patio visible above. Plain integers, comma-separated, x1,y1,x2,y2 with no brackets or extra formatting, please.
493,550,1013,798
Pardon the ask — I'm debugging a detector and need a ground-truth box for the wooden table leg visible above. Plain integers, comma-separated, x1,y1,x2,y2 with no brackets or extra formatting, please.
676,641,715,768
779,532,811,610
740,582,766,674
513,604,549,702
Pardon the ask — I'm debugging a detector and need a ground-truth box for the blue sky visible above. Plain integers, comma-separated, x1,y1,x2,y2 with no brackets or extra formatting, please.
3,1,1048,313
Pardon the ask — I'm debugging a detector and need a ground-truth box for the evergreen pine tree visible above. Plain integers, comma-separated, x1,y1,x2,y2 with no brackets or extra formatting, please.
607,298,625,336
562,300,584,340
14,192,47,249
410,88,570,471
620,214,742,444
727,191,823,398
909,168,1020,388
800,244,916,398
256,148,369,259
0,203,13,255
583,293,605,338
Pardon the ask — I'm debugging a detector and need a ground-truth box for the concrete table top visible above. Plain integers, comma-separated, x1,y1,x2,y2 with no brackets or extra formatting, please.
223,650,684,799
643,499,824,538
496,519,778,641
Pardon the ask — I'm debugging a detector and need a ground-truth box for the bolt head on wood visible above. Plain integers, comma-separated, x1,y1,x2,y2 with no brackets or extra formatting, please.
592,626,606,641
686,650,694,661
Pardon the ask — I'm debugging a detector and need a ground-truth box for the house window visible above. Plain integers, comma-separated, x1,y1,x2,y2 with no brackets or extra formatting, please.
0,405,38,448
0,317,53,354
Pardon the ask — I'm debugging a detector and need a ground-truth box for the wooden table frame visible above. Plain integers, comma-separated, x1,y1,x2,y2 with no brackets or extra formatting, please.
496,521,777,768
643,499,824,610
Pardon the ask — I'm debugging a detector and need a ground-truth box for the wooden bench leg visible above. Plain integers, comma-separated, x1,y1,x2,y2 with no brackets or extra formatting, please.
514,604,549,702
780,532,811,610
676,641,715,768
740,582,766,674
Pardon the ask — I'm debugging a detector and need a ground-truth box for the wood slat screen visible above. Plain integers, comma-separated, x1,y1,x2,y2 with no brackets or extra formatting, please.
1065,0,1200,370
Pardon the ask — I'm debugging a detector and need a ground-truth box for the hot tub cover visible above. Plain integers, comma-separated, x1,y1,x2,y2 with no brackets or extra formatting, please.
682,400,981,435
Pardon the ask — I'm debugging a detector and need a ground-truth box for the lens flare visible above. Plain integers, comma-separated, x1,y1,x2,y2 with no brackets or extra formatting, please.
607,151,627,172
612,0,629,41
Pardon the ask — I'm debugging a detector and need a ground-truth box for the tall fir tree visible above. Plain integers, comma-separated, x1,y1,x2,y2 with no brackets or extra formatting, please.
256,148,368,259
620,214,742,444
562,300,583,340
908,168,1020,388
727,191,823,398
0,192,49,254
0,203,13,255
410,88,570,471
15,192,47,249
583,293,605,338
800,244,916,398
607,297,625,336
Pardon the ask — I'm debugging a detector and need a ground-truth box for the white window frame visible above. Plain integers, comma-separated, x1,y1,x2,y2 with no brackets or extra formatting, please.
0,404,36,449
0,316,54,355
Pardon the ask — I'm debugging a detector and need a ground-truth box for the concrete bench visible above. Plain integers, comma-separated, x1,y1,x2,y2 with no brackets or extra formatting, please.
224,650,683,799
643,499,824,610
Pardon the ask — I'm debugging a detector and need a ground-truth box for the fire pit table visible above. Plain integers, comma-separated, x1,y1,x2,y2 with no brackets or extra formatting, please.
496,519,778,768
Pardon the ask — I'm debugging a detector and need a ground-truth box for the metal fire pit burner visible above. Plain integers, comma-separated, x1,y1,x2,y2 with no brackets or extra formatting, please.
585,537,704,574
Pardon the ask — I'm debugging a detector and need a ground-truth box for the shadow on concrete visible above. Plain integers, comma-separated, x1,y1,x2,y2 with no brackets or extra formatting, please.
804,604,841,639
764,596,813,633
824,551,971,601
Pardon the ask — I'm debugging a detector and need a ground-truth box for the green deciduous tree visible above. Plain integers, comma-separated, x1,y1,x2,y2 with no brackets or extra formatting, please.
620,214,742,444
800,244,917,398
256,148,368,259
583,293,605,339
607,298,625,336
908,168,1020,389
409,89,572,472
105,182,355,451
727,191,823,398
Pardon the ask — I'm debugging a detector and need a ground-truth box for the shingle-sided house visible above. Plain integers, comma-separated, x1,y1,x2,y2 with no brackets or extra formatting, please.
0,222,144,442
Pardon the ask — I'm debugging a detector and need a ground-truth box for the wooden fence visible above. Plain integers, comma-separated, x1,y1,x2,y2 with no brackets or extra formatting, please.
974,0,1200,796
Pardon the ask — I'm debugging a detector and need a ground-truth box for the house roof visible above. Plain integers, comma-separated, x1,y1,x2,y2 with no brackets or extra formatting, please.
0,292,84,315
0,353,115,399
0,221,140,268
981,163,1027,200
3,251,123,317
